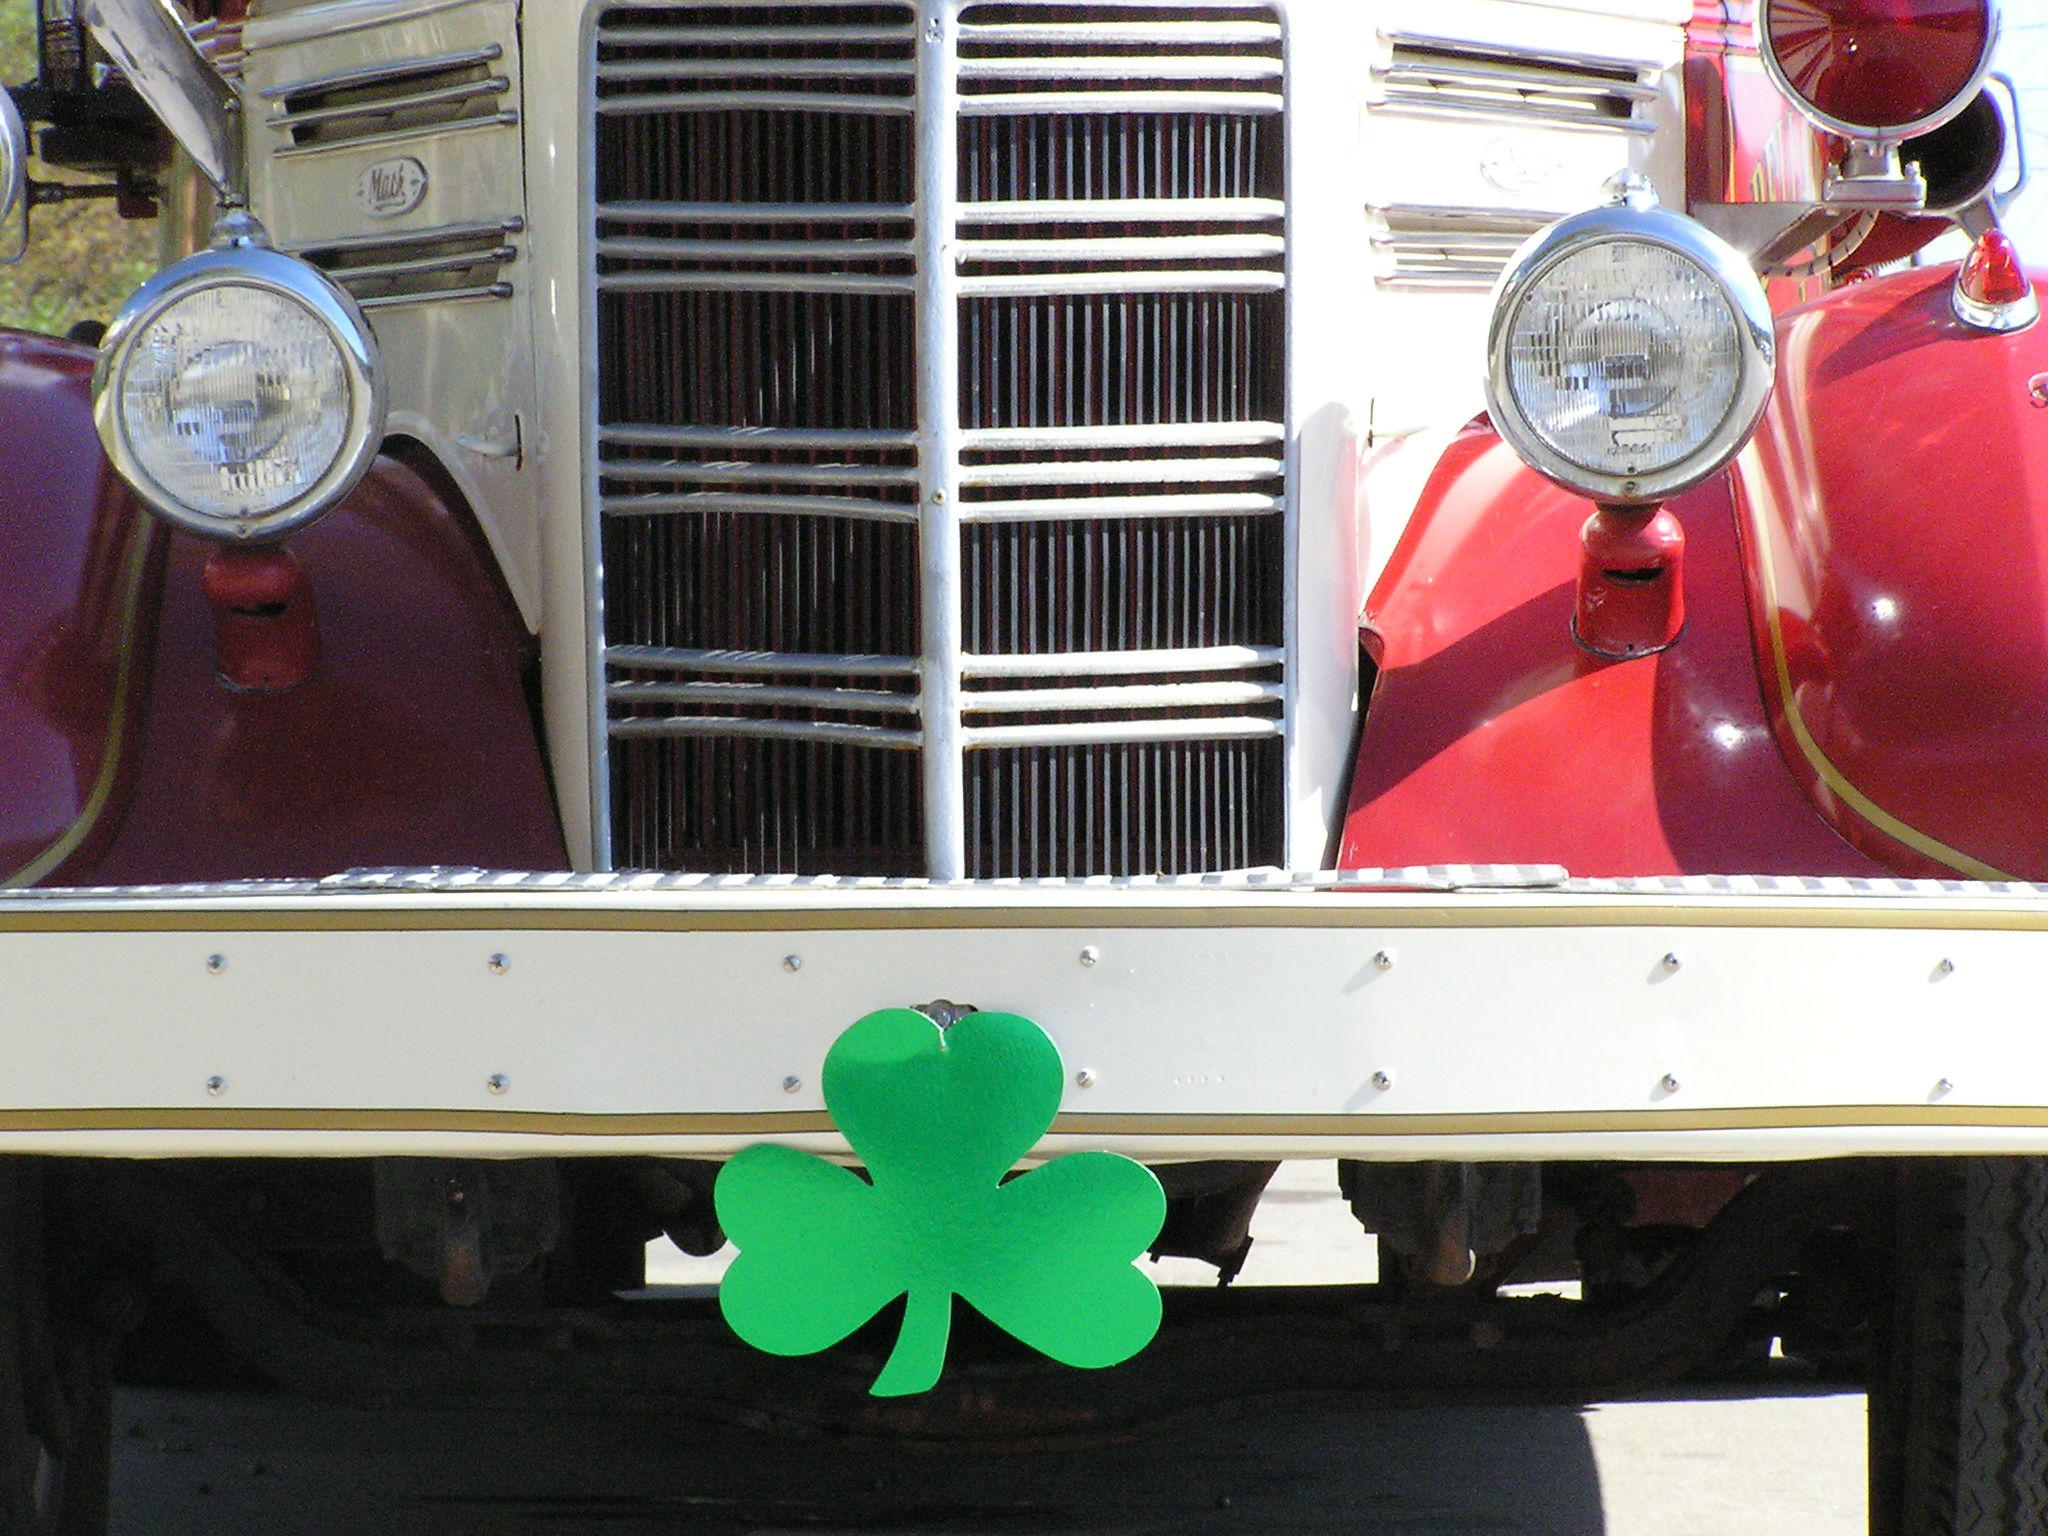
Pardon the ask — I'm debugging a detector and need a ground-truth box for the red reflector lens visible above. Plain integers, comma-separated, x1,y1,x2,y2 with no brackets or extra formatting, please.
1763,0,1993,134
1959,229,2030,307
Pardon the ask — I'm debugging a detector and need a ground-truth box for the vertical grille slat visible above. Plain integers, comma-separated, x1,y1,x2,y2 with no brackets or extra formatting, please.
591,0,1287,878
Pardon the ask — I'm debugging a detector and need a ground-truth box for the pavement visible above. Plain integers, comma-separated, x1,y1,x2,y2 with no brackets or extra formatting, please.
108,1162,1869,1535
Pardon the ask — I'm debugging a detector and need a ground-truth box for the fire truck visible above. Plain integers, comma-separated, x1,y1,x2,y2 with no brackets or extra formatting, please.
0,0,2038,1527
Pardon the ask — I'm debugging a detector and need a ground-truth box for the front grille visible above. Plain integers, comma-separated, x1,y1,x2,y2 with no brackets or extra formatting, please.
591,0,1287,878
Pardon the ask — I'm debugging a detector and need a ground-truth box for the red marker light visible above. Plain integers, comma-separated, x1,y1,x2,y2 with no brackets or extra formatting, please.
1762,0,1994,136
1952,228,2039,333
1959,228,2029,307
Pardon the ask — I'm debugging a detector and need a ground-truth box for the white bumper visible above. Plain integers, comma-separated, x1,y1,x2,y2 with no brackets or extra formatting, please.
6,868,2048,1161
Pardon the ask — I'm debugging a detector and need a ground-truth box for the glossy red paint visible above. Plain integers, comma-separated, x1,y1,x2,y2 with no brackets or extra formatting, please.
0,331,163,886
1576,505,1686,659
1733,262,2048,878
1339,427,1884,878
202,544,320,692
75,454,567,884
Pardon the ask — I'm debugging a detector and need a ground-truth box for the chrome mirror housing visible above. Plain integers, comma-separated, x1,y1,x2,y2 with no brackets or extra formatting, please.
0,89,26,237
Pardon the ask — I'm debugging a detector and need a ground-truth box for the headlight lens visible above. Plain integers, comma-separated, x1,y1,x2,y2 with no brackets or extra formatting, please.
94,239,384,541
1503,241,1743,480
118,285,352,521
1485,197,1774,504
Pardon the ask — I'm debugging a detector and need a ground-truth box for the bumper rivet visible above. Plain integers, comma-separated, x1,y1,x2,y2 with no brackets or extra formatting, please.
1660,1073,1681,1093
783,1075,803,1093
1079,946,1100,967
488,953,509,974
205,1076,225,1097
1661,952,1682,973
1372,949,1394,971
783,954,802,973
1075,1069,1096,1088
1936,1077,1955,1095
206,954,226,975
487,1074,509,1095
1937,957,1955,976
1371,1069,1393,1091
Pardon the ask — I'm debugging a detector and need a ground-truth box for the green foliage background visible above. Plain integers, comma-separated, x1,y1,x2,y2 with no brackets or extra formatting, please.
0,4,158,336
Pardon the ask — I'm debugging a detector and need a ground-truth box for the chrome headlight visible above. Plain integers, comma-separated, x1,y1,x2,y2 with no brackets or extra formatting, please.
93,238,384,541
1484,184,1775,505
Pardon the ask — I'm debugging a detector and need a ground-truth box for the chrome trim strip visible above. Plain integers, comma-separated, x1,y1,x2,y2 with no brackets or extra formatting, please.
327,245,517,286
607,646,921,677
957,457,1284,487
599,461,920,487
957,54,1281,80
958,21,1280,45
601,24,914,44
597,57,914,79
593,90,914,115
600,423,919,451
596,234,916,260
355,281,513,309
960,680,1284,713
961,716,1285,748
959,197,1284,224
956,492,1284,521
609,716,923,749
272,110,520,159
957,89,1278,115
955,233,1284,261
599,491,922,523
607,680,922,713
599,200,914,222
286,217,525,257
955,269,1283,295
959,422,1282,451
962,646,1282,678
264,41,503,97
595,269,917,293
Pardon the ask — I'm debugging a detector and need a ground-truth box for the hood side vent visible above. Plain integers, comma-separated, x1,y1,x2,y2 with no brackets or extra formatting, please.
1376,35,1657,135
264,43,519,156
290,218,523,308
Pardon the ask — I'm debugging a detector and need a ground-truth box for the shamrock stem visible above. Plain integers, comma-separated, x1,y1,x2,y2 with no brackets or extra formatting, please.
870,1288,952,1397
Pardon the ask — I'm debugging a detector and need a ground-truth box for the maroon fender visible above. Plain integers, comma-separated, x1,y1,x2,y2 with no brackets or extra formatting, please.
0,331,164,886
70,448,567,884
1338,425,1883,878
1732,263,2048,879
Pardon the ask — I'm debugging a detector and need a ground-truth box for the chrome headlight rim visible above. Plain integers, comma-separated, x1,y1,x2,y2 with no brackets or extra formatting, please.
92,244,385,543
1756,0,2000,145
1483,203,1776,506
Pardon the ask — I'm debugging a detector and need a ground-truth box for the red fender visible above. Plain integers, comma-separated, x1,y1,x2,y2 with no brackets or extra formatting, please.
1732,264,2048,880
0,332,163,885
0,331,565,885
1338,425,1885,879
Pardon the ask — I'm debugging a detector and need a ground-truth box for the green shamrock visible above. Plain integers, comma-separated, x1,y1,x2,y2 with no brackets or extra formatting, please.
714,1008,1167,1397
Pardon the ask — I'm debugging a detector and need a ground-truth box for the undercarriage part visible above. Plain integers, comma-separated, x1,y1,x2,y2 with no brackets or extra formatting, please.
629,1160,724,1259
104,1160,1882,1446
372,1160,561,1307
1339,1162,1540,1287
1148,1163,1280,1285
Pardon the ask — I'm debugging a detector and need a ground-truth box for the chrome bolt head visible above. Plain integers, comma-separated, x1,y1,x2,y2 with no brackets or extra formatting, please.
782,1074,802,1094
1372,949,1395,972
1075,1068,1097,1089
1079,946,1100,967
205,1075,226,1097
1660,1073,1681,1094
783,954,802,973
1371,1069,1394,1091
1661,952,1682,973
1937,957,1956,976
206,953,226,975
1936,1077,1955,1096
488,952,510,974
486,1073,509,1095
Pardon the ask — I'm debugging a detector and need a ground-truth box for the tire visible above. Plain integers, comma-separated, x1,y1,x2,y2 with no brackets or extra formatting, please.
1872,1158,2048,1536
0,1162,110,1536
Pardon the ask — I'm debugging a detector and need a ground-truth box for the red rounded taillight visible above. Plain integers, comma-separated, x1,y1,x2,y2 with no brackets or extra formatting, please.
1759,0,1997,138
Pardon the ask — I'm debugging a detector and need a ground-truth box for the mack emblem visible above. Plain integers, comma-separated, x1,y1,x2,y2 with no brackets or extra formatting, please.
355,156,427,218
